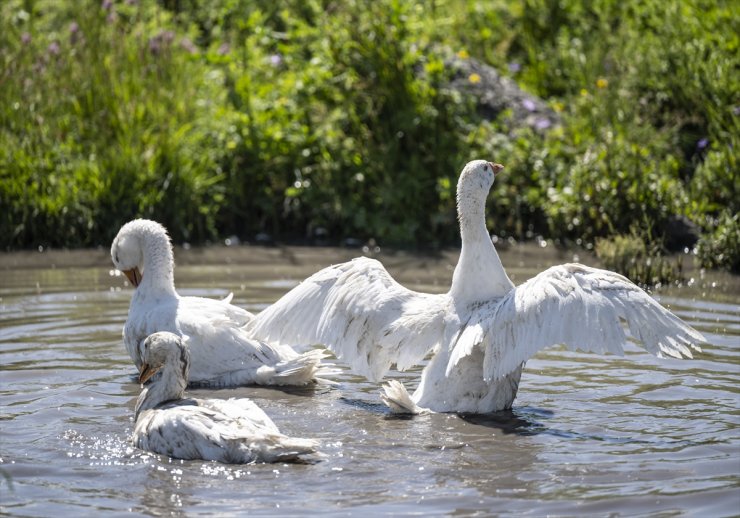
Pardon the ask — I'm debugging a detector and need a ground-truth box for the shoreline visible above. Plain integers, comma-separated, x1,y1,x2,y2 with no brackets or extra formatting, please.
0,239,708,274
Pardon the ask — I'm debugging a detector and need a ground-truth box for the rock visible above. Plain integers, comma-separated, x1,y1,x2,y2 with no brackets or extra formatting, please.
445,55,560,133
660,215,700,252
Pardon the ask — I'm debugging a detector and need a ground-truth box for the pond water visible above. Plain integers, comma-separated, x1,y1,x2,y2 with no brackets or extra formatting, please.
1,244,738,516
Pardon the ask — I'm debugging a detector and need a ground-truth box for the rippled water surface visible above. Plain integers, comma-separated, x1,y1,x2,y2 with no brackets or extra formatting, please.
1,245,738,516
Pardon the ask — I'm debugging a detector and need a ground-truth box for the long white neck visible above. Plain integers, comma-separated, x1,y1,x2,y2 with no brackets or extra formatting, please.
139,226,176,296
134,362,187,419
450,194,513,302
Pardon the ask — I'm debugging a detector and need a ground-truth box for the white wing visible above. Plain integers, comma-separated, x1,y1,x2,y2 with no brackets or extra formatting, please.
448,263,705,382
182,295,253,328
250,257,452,381
133,398,316,462
134,402,230,461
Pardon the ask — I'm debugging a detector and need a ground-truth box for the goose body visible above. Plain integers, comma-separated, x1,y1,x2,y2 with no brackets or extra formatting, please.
112,219,327,388
133,332,317,463
249,160,704,414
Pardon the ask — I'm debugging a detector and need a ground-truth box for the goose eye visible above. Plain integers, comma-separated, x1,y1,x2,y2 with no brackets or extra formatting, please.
484,165,489,172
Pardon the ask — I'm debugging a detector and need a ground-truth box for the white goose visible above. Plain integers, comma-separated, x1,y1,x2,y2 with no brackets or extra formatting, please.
249,160,705,414
112,219,328,387
133,332,318,463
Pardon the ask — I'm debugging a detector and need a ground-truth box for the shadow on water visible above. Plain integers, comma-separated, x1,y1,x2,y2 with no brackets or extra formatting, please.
461,406,702,448
338,397,556,431
459,407,554,435
339,396,393,415
334,398,718,448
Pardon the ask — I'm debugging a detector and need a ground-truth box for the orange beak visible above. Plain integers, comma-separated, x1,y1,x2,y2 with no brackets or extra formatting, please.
490,163,504,176
139,362,160,384
123,267,142,288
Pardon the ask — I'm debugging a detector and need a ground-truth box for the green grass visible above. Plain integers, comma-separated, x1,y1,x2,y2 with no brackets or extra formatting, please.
595,232,684,286
1,0,737,273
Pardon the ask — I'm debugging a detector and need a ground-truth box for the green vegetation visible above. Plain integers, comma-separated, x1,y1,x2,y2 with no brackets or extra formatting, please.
697,211,740,273
1,0,737,272
595,232,683,287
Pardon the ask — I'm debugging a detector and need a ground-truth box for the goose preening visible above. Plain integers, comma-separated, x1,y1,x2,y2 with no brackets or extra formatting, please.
133,332,318,463
112,219,329,387
249,160,705,414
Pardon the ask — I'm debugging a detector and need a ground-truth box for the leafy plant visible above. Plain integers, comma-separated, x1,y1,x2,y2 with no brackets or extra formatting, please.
1,0,736,268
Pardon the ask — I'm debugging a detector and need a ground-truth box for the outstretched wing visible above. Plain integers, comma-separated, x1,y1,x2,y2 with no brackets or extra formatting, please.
448,263,704,382
249,257,451,381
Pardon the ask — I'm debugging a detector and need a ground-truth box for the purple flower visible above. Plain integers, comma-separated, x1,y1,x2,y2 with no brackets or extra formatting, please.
508,62,521,73
733,106,740,116
106,11,117,24
217,43,230,55
21,32,31,45
696,138,709,150
101,0,113,10
270,54,282,66
125,0,138,5
535,118,552,130
522,98,536,112
47,41,60,55
148,31,175,54
69,22,82,44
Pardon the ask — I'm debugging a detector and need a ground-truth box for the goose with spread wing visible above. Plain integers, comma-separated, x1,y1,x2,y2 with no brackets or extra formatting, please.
112,219,329,388
248,160,704,414
133,332,318,463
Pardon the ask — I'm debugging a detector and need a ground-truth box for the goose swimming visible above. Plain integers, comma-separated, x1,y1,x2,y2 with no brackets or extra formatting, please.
248,160,704,414
133,332,318,463
112,219,328,387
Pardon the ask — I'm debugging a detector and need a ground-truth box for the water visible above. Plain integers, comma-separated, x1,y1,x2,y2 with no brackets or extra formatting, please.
1,244,738,516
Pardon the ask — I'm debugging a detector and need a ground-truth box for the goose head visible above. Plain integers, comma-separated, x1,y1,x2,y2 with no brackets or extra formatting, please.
456,160,503,215
135,332,189,417
111,219,175,292
455,160,503,225
138,331,190,385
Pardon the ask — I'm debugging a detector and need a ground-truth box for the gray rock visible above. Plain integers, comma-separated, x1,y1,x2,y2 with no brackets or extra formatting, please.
445,55,560,133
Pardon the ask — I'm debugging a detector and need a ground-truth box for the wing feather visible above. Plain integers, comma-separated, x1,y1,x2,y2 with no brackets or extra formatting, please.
250,257,450,381
448,263,704,382
180,295,253,328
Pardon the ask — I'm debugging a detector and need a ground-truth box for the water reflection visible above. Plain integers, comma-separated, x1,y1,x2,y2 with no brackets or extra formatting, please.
138,459,197,517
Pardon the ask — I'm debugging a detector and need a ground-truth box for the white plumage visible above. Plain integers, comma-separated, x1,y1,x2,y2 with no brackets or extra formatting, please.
249,160,704,414
133,332,318,463
111,219,329,388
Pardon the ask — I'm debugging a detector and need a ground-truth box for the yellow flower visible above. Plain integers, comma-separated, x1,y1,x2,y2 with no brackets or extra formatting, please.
457,49,470,60
596,78,608,89
552,101,564,113
468,73,481,84
580,88,589,97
